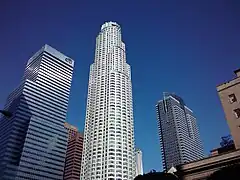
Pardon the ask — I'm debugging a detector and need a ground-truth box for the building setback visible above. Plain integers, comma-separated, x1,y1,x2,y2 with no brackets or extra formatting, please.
64,122,79,141
217,69,240,149
0,45,74,180
156,93,204,171
81,22,135,180
64,124,84,180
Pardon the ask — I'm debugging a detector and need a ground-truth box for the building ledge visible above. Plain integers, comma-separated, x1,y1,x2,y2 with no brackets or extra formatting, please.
178,149,240,172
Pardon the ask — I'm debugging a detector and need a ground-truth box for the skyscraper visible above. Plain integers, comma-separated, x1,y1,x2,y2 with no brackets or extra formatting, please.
217,69,240,149
0,45,74,180
156,93,204,171
135,149,143,176
64,123,83,180
81,22,135,180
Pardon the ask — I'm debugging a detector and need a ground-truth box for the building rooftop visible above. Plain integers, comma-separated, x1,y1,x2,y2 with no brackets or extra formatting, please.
178,149,240,171
64,122,78,131
234,68,240,75
217,68,240,90
101,21,120,30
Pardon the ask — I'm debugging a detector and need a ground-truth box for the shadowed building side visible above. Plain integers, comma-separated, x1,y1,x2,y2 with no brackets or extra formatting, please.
64,128,84,180
176,149,240,180
156,93,204,171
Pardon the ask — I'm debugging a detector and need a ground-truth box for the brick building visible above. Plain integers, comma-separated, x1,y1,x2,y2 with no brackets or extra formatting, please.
64,122,79,140
64,123,84,180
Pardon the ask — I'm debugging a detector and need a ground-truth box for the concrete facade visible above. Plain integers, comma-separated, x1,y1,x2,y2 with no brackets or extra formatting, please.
177,149,240,180
217,69,240,149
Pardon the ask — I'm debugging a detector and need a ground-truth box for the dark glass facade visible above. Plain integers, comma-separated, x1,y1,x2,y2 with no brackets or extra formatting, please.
156,93,204,171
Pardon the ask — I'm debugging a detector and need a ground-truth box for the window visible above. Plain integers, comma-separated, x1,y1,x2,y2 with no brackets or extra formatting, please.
234,108,240,118
229,94,237,103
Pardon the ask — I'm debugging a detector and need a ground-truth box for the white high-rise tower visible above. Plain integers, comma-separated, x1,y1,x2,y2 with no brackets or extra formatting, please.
81,22,135,180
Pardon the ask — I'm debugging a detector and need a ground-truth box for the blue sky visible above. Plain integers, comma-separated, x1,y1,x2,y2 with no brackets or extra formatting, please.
0,0,240,172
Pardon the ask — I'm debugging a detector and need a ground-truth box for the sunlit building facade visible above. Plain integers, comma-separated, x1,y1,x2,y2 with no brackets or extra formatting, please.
0,45,74,179
135,149,143,176
81,22,135,180
217,69,240,149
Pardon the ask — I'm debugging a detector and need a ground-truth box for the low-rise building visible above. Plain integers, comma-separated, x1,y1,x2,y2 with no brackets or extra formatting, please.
177,149,240,180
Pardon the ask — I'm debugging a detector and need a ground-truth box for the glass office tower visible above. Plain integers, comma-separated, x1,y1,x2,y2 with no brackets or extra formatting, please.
0,45,74,180
156,93,204,171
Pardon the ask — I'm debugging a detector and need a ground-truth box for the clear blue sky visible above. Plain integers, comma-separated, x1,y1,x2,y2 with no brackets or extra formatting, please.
0,0,240,173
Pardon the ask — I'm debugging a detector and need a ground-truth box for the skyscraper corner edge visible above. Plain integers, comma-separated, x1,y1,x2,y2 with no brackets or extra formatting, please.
43,44,75,67
27,44,75,67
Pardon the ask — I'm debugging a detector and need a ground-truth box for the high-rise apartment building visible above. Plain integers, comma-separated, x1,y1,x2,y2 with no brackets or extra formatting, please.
156,93,204,171
217,69,240,149
65,122,79,140
64,126,84,180
135,149,143,176
81,22,135,180
0,44,74,180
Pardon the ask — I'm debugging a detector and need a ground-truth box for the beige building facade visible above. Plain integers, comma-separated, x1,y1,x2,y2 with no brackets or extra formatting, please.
176,69,240,180
217,69,240,149
177,149,240,180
